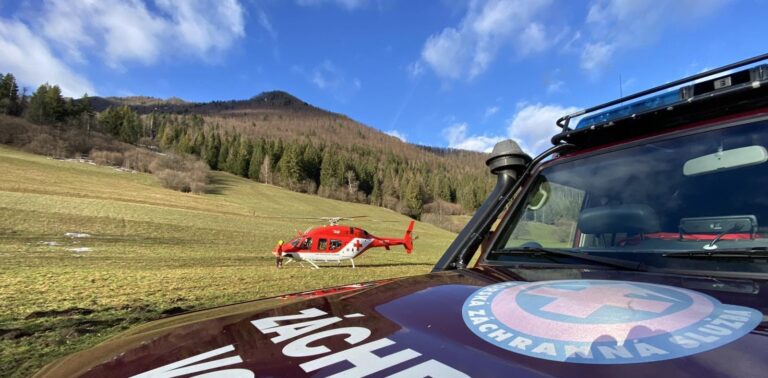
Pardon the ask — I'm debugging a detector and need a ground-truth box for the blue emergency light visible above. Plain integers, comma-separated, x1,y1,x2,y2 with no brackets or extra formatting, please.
557,55,768,132
575,90,682,130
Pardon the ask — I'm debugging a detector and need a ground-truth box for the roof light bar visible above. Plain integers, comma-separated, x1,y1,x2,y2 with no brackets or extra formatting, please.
558,53,768,131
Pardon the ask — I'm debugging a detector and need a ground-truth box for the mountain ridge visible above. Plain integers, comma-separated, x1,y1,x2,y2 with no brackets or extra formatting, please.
87,90,487,162
89,90,336,116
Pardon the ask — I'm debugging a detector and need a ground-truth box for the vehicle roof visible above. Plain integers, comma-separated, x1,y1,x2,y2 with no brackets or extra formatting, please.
552,55,768,151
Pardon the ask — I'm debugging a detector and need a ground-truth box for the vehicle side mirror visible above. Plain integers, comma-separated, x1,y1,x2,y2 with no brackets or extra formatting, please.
527,181,550,210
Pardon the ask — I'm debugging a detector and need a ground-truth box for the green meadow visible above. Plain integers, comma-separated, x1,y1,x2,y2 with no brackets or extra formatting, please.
0,145,457,377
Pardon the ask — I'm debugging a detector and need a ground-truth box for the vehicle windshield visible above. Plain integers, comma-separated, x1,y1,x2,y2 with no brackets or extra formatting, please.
489,117,768,275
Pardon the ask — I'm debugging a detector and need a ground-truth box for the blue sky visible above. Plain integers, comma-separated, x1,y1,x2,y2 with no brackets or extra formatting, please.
1,0,766,154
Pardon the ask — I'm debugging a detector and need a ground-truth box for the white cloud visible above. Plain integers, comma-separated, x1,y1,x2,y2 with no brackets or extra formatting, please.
296,0,368,10
0,19,95,96
543,68,565,93
154,0,246,58
581,0,729,72
580,42,614,71
407,61,425,78
422,28,466,79
483,106,499,119
0,0,247,96
41,0,165,67
443,102,578,154
39,0,245,67
507,103,579,154
311,61,340,89
546,79,564,93
443,122,504,153
309,60,360,101
420,0,554,80
385,130,407,142
516,22,548,55
257,9,277,39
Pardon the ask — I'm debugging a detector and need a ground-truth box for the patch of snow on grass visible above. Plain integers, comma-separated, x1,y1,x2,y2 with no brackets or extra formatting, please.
65,232,91,238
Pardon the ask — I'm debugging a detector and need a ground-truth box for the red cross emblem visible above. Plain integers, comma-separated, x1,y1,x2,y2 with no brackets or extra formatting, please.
526,284,674,318
353,240,363,251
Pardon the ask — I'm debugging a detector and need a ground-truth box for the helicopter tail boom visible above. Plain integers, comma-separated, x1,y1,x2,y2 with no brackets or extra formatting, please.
368,220,415,253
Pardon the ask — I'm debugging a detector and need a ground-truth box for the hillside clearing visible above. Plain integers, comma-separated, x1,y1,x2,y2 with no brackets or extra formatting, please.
0,145,457,377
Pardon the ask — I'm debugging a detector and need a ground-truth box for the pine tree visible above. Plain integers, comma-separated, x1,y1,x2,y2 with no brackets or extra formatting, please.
272,139,284,169
203,132,220,169
370,176,383,206
233,139,252,177
76,94,91,116
98,106,121,136
0,73,20,116
218,136,231,171
26,84,51,124
225,142,239,174
45,85,65,122
404,178,423,219
301,142,322,185
177,130,193,154
432,173,451,202
192,132,205,155
319,148,338,191
248,142,265,180
159,122,178,148
278,142,302,188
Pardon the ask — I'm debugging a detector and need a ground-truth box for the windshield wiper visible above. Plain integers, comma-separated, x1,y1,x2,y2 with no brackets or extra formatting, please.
700,224,744,250
664,247,768,259
496,247,646,271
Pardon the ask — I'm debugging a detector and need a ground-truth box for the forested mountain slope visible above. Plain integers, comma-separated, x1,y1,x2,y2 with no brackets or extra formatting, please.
88,91,495,220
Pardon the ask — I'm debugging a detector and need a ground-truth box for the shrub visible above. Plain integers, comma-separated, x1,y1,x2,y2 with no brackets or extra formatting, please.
188,161,210,194
154,169,192,192
423,200,466,216
23,134,68,158
60,128,92,154
90,149,124,166
150,154,210,194
149,154,184,173
296,179,317,194
122,149,155,173
382,195,399,211
0,115,29,144
137,137,159,149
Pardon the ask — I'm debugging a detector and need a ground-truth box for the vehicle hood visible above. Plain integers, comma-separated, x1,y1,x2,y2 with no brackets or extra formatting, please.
36,267,768,377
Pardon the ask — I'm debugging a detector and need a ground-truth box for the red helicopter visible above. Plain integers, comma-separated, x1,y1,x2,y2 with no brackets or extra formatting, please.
272,217,415,269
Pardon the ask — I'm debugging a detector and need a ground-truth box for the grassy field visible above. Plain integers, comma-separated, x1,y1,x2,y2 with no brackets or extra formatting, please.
0,145,458,377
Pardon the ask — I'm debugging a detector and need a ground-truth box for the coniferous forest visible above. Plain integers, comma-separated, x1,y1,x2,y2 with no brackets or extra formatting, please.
0,72,495,223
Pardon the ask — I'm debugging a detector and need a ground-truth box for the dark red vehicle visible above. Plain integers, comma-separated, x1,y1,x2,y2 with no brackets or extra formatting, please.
37,55,768,377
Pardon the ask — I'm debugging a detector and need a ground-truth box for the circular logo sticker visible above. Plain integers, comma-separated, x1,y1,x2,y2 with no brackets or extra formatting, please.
462,280,762,364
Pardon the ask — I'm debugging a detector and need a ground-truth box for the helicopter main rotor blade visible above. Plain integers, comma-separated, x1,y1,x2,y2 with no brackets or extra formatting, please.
252,215,322,220
319,216,368,220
